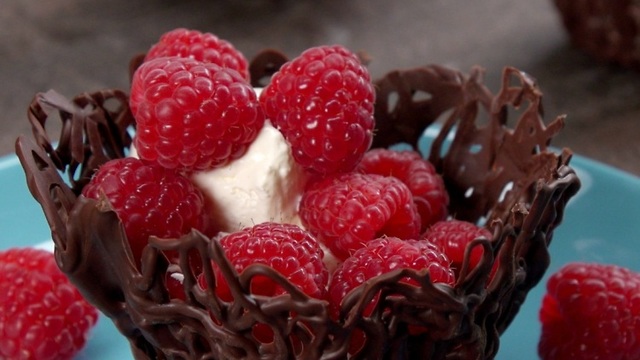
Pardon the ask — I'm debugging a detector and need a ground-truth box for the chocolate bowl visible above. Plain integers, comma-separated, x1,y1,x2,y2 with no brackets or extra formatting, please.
15,50,580,359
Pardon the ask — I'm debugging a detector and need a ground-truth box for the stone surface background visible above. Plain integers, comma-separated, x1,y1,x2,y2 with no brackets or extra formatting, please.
2,0,639,175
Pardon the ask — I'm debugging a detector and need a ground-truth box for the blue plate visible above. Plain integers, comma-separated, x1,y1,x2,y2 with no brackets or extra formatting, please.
1,147,639,359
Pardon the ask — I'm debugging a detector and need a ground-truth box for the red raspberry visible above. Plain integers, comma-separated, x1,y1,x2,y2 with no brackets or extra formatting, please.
357,148,449,232
201,222,328,301
299,172,421,260
130,56,264,171
0,248,98,360
82,157,212,264
259,45,375,175
198,223,328,344
328,237,454,353
145,28,249,80
423,220,493,278
328,237,454,313
538,262,640,360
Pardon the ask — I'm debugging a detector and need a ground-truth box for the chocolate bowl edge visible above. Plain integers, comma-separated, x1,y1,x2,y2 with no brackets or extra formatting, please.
15,50,580,359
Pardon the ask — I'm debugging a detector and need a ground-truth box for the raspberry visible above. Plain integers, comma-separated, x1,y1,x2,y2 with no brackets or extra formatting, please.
357,148,449,231
145,28,249,80
82,157,212,264
328,237,454,313
259,45,375,175
130,56,264,171
299,172,421,260
0,248,98,360
201,222,328,301
423,220,493,278
328,237,454,353
538,262,640,360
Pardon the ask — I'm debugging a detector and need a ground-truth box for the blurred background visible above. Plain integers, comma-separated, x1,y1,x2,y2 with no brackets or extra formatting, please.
2,0,639,175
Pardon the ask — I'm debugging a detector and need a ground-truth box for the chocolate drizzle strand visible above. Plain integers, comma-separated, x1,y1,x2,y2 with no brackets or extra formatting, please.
16,54,580,359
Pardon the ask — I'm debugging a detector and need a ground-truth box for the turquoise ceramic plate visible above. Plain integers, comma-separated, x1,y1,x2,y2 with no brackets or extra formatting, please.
1,145,639,359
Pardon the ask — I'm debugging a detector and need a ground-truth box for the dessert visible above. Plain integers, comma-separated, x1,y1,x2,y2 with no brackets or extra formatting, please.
552,0,640,69
15,30,580,359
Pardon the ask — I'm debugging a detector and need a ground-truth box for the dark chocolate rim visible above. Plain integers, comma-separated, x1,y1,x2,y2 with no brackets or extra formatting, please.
15,50,580,359
552,0,640,69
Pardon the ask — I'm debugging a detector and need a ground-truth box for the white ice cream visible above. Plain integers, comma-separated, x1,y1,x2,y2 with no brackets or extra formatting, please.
192,122,309,233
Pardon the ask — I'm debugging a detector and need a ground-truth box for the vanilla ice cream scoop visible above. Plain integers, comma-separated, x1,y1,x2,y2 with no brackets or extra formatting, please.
192,122,309,233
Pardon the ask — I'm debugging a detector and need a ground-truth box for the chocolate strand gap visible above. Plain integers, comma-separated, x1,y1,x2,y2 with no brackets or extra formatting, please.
16,51,580,359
